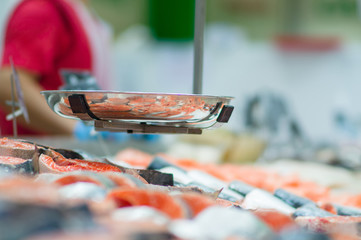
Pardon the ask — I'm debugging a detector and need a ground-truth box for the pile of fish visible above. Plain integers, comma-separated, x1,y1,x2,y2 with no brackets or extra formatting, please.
0,137,361,240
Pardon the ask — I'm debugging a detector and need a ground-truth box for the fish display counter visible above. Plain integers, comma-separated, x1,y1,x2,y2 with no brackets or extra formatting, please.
0,137,361,240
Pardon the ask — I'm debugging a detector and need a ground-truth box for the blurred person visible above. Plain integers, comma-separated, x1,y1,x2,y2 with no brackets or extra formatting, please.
0,0,112,136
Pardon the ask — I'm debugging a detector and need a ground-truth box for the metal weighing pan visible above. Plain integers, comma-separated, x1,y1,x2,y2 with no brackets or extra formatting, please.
41,90,234,134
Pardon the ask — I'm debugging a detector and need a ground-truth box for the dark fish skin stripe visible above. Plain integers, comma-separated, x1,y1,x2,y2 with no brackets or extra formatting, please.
147,156,186,173
53,149,84,160
274,189,314,208
218,191,238,202
138,169,174,186
232,205,244,210
334,204,361,216
0,160,33,174
228,180,255,196
132,232,175,240
292,203,335,218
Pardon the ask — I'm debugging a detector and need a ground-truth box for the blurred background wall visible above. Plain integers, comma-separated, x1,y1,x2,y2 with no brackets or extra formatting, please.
91,0,361,40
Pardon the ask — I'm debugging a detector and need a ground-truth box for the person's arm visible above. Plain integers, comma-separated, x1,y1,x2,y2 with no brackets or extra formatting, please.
0,67,76,135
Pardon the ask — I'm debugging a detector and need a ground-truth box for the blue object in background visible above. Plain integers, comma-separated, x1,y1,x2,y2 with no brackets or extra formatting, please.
73,121,93,141
73,121,129,142
131,133,161,142
73,121,160,142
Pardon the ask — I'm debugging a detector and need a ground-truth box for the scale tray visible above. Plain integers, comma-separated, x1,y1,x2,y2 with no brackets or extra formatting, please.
41,90,234,131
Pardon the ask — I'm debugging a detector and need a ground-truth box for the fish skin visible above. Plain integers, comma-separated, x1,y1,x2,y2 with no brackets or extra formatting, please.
333,204,361,216
137,169,174,186
158,166,193,185
161,166,242,201
147,156,186,173
181,181,239,202
276,228,331,240
242,189,296,216
131,232,175,240
0,156,33,174
218,189,243,202
187,170,227,190
274,189,314,208
186,170,244,202
52,149,84,160
146,185,221,200
185,182,220,195
292,203,335,218
229,180,256,196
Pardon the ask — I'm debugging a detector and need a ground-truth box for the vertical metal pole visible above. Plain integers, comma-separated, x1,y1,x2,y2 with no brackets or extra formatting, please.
193,0,206,95
10,75,17,138
358,0,361,20
284,0,301,34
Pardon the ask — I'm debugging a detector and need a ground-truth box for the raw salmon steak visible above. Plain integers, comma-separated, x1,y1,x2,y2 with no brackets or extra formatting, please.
107,188,186,219
0,138,35,159
38,154,122,174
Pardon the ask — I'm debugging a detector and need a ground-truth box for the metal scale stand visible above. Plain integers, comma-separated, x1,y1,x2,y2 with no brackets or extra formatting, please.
42,0,234,135
5,59,29,138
